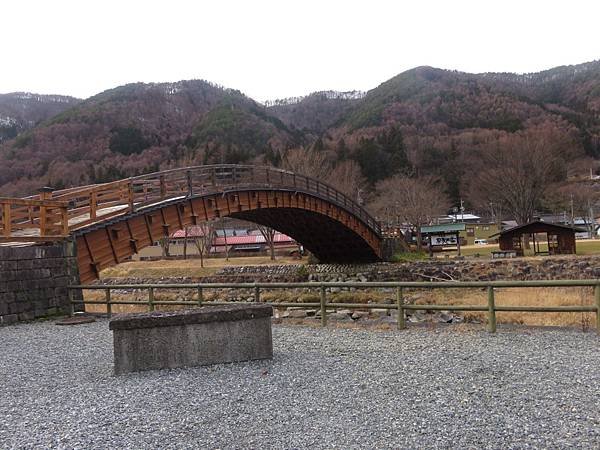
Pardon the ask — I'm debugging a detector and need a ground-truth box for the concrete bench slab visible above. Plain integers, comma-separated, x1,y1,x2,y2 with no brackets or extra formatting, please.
109,304,273,374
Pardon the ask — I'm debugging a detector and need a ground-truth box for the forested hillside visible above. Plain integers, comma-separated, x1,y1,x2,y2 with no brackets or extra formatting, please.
1,61,599,215
0,81,301,195
0,93,80,143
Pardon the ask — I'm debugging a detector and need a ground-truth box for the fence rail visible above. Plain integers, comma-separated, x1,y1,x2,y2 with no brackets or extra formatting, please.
69,280,600,333
1,165,381,241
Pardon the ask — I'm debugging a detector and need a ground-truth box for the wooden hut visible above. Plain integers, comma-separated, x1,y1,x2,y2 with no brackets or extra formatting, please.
491,220,584,256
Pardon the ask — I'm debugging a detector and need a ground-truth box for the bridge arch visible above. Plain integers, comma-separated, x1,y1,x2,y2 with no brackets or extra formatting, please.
0,165,383,283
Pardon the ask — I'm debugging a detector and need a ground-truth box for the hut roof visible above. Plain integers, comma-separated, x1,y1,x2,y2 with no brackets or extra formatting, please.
489,220,586,238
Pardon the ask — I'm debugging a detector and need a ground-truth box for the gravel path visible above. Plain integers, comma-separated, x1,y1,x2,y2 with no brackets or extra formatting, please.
1,320,599,449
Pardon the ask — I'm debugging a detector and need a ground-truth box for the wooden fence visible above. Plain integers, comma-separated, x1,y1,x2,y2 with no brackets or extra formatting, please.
68,279,600,333
1,165,381,242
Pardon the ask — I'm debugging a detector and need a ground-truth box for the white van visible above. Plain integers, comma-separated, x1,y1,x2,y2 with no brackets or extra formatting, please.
474,239,488,245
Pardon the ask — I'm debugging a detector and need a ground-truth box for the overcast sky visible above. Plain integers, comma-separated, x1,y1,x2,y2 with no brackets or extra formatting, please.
2,0,599,101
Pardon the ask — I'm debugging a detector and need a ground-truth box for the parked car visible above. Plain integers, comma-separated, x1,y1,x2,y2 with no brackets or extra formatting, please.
474,239,488,245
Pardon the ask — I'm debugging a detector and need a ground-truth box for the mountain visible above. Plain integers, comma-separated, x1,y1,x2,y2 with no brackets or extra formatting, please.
266,90,365,134
0,81,301,195
1,61,600,199
0,92,80,143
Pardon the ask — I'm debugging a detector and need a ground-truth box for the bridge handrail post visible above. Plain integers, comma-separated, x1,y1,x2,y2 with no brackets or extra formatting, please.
487,285,496,333
159,175,167,199
595,284,600,333
61,205,69,235
186,170,193,197
320,285,327,327
127,180,135,213
2,202,11,238
90,190,97,220
396,286,405,330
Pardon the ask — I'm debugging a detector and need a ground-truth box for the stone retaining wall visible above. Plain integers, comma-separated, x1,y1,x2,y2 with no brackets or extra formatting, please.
0,241,80,325
212,256,600,283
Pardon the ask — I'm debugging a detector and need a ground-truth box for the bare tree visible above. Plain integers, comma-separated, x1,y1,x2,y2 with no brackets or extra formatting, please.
329,160,368,203
192,222,216,268
471,125,577,225
371,175,450,251
257,224,277,260
281,148,368,203
549,184,598,237
158,236,171,258
183,227,189,260
280,147,332,181
221,217,229,261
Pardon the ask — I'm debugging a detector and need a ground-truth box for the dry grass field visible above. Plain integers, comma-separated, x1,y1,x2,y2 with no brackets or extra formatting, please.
83,253,599,329
99,255,302,279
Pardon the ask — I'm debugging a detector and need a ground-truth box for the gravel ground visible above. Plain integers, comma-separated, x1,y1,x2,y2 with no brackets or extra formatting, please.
1,320,600,449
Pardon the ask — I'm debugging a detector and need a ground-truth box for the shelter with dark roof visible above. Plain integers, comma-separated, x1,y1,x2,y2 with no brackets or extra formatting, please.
490,220,585,256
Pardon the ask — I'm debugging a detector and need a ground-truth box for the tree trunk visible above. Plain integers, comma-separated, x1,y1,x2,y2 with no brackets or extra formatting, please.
416,228,423,251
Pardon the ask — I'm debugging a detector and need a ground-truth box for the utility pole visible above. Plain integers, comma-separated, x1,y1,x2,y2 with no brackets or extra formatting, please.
570,194,574,226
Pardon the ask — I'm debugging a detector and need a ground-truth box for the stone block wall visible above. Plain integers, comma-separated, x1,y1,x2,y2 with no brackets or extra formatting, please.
0,241,80,325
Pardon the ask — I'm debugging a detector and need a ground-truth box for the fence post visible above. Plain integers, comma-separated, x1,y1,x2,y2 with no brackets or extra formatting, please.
254,285,260,303
197,286,203,307
105,288,112,318
487,285,496,333
148,287,155,311
320,285,327,327
595,284,600,333
396,286,405,330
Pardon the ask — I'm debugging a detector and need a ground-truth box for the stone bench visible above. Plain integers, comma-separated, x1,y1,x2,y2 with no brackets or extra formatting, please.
109,304,273,374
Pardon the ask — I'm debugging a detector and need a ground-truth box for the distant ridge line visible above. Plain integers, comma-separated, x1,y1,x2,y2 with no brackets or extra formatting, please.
264,90,366,107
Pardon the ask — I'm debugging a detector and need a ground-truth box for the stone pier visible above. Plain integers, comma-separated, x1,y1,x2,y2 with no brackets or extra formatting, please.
0,241,81,325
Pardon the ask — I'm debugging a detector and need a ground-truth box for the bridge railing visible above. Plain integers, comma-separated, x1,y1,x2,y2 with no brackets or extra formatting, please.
0,197,69,241
3,165,381,241
68,279,600,333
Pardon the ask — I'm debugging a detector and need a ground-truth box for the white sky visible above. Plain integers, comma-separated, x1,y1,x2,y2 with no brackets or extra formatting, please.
1,0,599,101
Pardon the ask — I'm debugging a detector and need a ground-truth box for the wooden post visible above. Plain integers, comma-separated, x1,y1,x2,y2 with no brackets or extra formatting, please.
148,287,155,311
187,171,193,197
2,202,11,238
90,191,97,220
396,287,405,330
38,187,54,237
128,180,134,212
254,285,260,303
487,285,496,333
105,288,112,318
595,284,600,333
456,232,461,257
197,287,203,307
320,285,327,327
61,206,69,236
159,175,166,199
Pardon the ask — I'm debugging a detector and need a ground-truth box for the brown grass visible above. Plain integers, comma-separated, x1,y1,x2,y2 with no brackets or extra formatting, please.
82,285,595,329
99,255,303,279
413,287,594,329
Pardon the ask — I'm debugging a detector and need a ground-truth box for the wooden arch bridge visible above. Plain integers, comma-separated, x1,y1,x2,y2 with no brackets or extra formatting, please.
1,165,384,283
